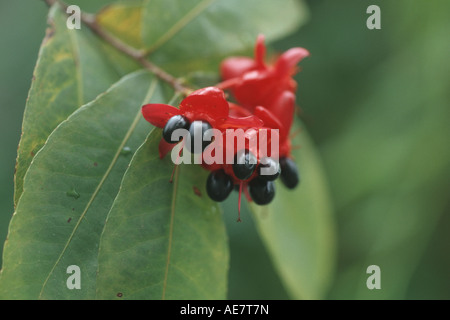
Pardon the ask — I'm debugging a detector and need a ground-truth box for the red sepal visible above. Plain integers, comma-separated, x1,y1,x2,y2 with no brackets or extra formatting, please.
158,139,175,159
180,87,229,125
228,102,253,117
275,47,310,76
254,106,287,142
268,91,295,134
220,57,257,81
142,104,181,128
218,115,264,130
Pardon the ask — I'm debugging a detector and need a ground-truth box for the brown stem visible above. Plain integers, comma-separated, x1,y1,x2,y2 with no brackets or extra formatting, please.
42,0,193,96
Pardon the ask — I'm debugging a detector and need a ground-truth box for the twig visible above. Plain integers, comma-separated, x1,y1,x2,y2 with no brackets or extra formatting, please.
42,0,193,96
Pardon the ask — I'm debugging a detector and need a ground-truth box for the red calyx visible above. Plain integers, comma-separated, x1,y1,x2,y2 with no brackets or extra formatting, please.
140,34,308,211
219,34,308,159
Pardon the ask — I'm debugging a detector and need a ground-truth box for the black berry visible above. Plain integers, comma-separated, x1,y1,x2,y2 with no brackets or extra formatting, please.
259,157,281,181
232,150,257,181
249,177,275,205
162,115,190,143
187,121,213,154
206,170,233,202
280,157,299,189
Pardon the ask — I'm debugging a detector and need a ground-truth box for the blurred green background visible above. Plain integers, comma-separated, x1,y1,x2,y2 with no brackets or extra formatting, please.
1,0,449,299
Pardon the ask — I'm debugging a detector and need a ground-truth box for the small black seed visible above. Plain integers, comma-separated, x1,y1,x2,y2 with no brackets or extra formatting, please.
162,115,190,143
259,157,281,181
187,121,213,154
206,170,233,202
280,157,299,189
232,150,257,181
249,178,275,205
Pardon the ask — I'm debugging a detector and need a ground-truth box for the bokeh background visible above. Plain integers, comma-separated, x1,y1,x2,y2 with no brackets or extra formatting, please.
1,0,449,299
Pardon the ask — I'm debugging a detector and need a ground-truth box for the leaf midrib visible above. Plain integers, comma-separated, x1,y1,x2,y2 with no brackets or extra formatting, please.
37,78,158,299
145,0,216,53
15,10,83,208
67,22,84,109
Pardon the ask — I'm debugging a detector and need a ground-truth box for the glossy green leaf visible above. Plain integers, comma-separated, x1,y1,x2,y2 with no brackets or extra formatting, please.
96,130,228,300
98,0,309,74
4,0,309,300
250,121,336,300
14,5,123,207
0,71,162,299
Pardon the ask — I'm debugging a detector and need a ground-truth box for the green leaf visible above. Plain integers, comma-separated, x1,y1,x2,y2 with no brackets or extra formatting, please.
249,121,336,300
14,5,124,207
143,0,306,52
0,71,162,299
96,130,229,300
96,1,145,50
5,0,308,300
98,0,309,74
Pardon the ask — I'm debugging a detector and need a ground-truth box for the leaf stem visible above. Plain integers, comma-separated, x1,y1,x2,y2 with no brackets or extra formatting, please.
42,0,193,96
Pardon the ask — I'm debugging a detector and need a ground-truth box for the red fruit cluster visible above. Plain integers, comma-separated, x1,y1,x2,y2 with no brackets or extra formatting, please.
220,34,309,159
142,35,308,218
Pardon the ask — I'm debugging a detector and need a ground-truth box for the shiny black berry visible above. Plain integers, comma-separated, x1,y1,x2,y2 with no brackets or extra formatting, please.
259,157,281,181
280,157,299,189
187,121,213,154
232,150,257,181
249,177,275,205
206,170,233,202
162,115,190,143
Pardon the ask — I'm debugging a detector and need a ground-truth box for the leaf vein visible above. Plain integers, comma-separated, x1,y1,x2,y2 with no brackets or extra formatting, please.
37,78,158,299
145,0,215,53
67,26,84,108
